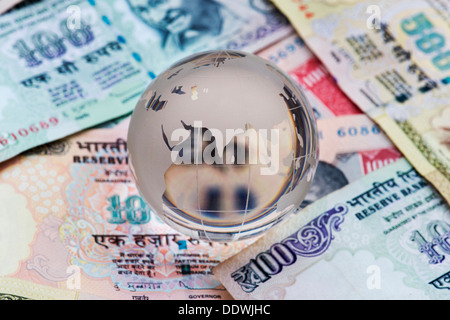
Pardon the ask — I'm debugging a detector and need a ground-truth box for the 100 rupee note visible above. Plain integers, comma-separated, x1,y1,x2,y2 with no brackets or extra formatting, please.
213,158,450,299
0,0,149,163
271,0,450,204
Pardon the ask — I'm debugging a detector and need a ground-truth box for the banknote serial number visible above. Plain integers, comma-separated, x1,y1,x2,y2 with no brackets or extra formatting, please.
0,117,59,149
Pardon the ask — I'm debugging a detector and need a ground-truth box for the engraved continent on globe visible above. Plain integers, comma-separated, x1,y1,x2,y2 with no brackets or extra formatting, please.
128,50,319,242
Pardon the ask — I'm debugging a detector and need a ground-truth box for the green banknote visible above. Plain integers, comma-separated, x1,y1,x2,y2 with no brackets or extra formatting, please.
0,0,292,163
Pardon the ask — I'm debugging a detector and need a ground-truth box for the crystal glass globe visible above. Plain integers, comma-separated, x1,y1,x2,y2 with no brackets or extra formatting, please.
128,50,319,242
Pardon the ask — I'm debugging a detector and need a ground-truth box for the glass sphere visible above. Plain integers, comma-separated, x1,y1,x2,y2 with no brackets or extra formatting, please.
128,50,319,242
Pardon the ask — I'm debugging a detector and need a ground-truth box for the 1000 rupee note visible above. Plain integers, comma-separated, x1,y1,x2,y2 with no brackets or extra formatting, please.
0,0,291,164
255,34,403,202
254,34,402,199
0,112,398,299
271,0,450,204
213,158,450,299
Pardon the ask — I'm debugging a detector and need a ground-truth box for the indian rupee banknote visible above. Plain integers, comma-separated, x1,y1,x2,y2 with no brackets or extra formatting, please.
0,0,150,163
0,112,397,299
213,158,450,299
0,0,22,14
304,114,403,208
255,33,403,203
0,0,292,163
271,0,450,204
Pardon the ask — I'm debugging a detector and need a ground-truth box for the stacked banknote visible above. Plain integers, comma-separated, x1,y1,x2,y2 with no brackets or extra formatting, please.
0,0,448,300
